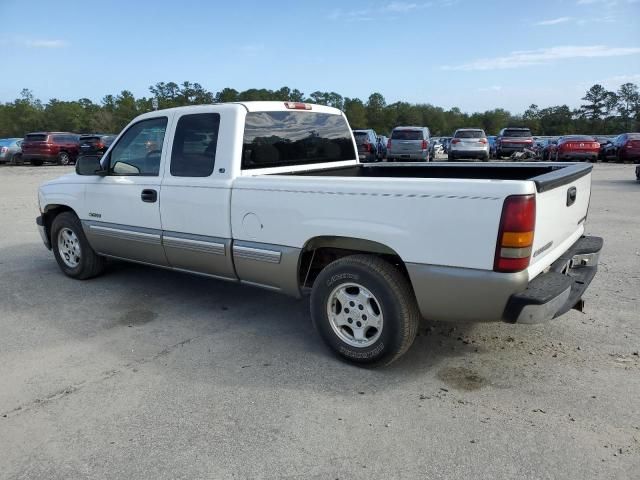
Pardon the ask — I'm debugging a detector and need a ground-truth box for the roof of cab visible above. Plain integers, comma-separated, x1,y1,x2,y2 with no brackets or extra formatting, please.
139,101,343,116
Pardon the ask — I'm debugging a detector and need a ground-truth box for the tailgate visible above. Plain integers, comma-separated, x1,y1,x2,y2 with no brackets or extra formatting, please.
529,166,592,278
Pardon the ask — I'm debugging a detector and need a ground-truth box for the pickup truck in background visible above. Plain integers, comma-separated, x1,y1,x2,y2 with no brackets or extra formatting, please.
36,102,603,366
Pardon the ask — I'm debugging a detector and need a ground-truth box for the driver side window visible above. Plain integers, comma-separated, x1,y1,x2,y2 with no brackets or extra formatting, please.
108,117,168,176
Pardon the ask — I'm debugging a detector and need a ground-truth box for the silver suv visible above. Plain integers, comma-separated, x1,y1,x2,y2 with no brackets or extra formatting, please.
448,128,489,161
387,126,430,161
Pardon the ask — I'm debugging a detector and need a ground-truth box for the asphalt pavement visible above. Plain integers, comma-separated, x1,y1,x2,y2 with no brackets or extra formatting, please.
0,163,638,479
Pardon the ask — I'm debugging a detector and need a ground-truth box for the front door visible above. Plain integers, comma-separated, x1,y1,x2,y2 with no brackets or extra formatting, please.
82,115,171,266
159,110,236,279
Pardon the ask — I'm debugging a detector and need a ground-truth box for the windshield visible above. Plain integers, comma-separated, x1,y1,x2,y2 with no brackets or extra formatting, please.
25,134,48,142
503,129,531,137
352,132,369,144
391,130,423,140
455,130,485,139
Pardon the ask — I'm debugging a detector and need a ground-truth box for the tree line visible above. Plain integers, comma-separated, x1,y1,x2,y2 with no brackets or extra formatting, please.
0,81,638,138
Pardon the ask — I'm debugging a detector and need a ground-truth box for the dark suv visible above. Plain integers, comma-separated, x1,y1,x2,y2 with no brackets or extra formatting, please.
495,127,533,158
352,129,380,163
21,132,80,166
79,134,116,157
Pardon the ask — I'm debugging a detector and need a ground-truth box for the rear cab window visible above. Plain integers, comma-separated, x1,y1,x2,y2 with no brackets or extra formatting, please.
503,129,532,138
455,130,486,138
391,130,424,140
25,134,48,142
242,111,356,170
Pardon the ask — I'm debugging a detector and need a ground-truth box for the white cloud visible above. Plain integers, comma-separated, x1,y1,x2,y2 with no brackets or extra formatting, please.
441,45,640,71
534,16,571,26
24,39,68,48
329,1,446,21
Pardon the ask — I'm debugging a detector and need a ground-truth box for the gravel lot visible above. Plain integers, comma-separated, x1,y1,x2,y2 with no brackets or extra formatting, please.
1,164,638,480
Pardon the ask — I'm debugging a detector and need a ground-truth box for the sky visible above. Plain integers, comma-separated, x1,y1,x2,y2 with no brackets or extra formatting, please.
1,0,639,113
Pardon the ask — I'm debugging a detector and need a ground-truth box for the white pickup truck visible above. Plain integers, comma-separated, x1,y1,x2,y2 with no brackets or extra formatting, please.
37,101,602,366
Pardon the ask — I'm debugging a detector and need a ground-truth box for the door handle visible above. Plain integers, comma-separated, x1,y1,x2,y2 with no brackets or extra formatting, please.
566,187,577,207
141,189,158,203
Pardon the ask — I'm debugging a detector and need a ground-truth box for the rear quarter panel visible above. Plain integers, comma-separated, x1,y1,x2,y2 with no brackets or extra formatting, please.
231,175,534,270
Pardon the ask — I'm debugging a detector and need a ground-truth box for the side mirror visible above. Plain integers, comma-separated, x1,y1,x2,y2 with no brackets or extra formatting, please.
76,155,107,176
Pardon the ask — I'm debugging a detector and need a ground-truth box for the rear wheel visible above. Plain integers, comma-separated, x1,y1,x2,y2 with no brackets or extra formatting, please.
615,150,623,163
310,255,420,367
51,212,105,279
11,153,23,165
57,152,71,166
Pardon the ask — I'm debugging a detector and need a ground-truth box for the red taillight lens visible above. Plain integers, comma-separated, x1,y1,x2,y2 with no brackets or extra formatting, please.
96,142,104,149
364,142,371,152
479,138,487,144
284,102,312,110
494,195,536,273
421,140,428,150
451,139,460,144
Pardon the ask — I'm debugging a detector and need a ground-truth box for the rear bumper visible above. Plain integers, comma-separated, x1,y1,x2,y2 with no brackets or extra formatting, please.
449,149,489,158
387,152,428,161
503,235,603,323
498,145,529,154
406,235,602,323
558,152,598,161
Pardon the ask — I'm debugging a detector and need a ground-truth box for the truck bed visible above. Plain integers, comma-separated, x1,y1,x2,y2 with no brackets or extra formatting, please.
288,162,592,193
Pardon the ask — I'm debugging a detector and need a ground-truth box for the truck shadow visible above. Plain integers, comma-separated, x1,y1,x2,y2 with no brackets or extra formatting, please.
3,245,497,394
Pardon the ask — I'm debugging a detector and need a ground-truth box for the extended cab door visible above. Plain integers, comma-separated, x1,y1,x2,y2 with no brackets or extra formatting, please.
159,109,236,279
82,115,171,266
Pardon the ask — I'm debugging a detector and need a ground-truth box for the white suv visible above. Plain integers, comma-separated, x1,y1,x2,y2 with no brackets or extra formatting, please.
448,128,490,161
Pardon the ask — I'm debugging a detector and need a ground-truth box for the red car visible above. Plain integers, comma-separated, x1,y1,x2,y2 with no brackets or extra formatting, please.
552,135,599,162
605,133,640,163
21,132,80,166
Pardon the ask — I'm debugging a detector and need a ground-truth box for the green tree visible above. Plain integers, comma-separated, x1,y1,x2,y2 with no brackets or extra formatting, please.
343,98,367,128
616,83,640,131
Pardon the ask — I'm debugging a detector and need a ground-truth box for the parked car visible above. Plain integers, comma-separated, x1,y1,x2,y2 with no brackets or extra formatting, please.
386,126,430,161
0,138,23,164
79,134,116,157
441,137,452,154
429,137,445,158
21,132,80,166
495,128,534,158
594,136,614,161
37,101,602,366
604,133,640,163
487,136,497,158
448,128,490,161
377,135,388,160
352,129,380,163
552,135,599,162
540,138,558,160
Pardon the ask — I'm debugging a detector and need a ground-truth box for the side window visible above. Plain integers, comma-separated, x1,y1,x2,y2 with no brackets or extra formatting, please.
108,117,167,176
170,113,220,177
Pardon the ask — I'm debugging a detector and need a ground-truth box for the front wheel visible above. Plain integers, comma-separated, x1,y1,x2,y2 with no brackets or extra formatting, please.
51,212,105,279
57,152,71,165
310,255,420,367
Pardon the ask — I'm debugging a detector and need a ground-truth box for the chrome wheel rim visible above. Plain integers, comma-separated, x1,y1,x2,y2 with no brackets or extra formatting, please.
60,153,70,165
58,228,81,268
327,282,383,348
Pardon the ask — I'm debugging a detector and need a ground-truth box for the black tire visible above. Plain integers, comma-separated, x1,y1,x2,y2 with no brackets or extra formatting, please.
51,212,105,280
448,154,454,161
482,154,489,162
11,153,23,165
31,159,43,166
310,254,420,367
57,151,71,165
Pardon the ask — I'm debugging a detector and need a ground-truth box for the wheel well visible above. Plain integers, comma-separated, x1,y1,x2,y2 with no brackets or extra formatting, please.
42,205,75,242
298,236,410,289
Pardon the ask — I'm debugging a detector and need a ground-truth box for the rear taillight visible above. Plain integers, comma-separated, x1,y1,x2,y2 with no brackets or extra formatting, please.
364,142,371,152
494,195,536,273
479,138,487,144
421,140,428,150
451,139,460,144
96,142,105,149
0,147,6,153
